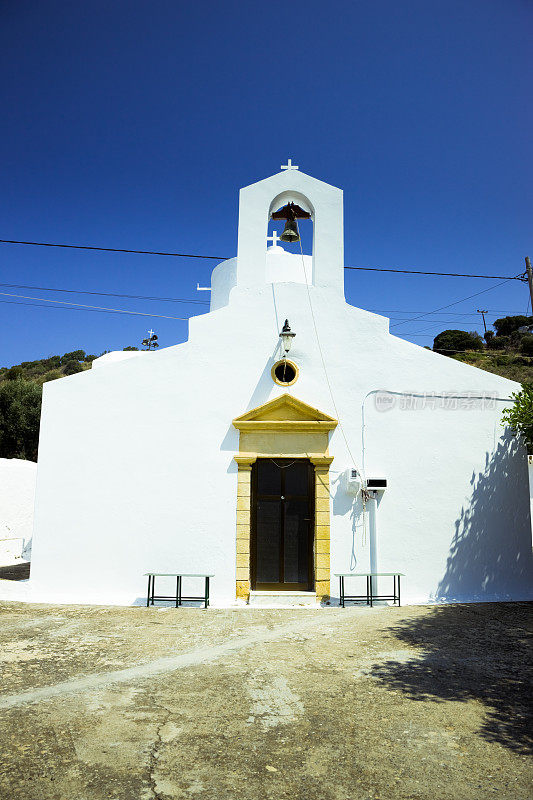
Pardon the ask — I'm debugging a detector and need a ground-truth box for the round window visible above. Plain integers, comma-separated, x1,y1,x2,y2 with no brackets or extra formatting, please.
271,359,299,386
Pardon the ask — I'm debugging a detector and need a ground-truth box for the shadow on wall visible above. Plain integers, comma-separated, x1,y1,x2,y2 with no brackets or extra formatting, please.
370,602,533,754
437,433,533,602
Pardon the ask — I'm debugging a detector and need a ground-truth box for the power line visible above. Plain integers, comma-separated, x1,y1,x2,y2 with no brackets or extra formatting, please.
372,311,479,316
0,281,521,316
0,239,227,261
0,297,522,351
0,299,187,318
344,265,522,280
389,276,520,329
387,317,488,323
0,284,522,329
0,291,521,328
400,320,477,336
0,295,516,329
0,282,210,305
0,291,189,320
369,308,524,314
0,239,524,281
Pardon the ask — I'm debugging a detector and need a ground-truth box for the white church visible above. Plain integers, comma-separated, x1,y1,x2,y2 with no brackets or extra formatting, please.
29,164,533,607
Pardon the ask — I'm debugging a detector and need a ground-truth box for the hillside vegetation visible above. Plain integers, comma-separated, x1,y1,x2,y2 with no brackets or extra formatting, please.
0,348,141,385
432,314,533,383
449,351,533,383
0,348,138,460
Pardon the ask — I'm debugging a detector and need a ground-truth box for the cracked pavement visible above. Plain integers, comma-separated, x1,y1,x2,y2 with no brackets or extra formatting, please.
0,601,531,799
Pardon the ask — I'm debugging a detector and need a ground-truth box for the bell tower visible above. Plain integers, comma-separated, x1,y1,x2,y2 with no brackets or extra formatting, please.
235,162,345,296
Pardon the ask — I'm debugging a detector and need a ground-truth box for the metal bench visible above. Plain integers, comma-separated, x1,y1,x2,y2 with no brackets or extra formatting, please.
335,573,404,607
144,573,213,609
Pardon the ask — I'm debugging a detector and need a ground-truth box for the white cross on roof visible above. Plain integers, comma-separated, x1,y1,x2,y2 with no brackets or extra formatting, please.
281,158,299,171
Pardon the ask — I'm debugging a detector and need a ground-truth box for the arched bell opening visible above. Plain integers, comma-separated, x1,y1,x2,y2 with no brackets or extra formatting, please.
268,191,315,259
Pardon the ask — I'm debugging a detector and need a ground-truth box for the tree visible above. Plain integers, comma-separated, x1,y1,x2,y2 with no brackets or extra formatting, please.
520,335,533,357
63,360,84,375
502,384,533,454
433,330,483,354
493,316,533,337
123,346,139,351
41,356,61,370
61,350,85,364
0,379,42,460
486,335,510,350
5,365,24,380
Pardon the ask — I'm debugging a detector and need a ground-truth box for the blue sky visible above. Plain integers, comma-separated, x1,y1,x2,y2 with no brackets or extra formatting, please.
1,0,531,366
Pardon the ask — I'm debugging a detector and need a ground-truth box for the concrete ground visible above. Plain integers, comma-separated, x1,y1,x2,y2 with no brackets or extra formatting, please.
0,601,531,800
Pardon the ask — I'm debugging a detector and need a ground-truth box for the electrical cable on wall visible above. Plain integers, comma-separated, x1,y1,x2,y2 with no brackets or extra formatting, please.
294,220,370,553
360,389,513,475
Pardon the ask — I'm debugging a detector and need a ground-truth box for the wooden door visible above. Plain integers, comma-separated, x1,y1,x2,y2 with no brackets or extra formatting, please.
251,458,314,590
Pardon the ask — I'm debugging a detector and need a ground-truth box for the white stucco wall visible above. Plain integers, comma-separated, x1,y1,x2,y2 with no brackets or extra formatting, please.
25,168,533,606
0,458,37,564
527,456,533,546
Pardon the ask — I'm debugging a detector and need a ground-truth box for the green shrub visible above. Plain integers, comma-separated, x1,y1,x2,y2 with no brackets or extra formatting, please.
502,383,533,453
520,335,533,356
6,366,24,380
61,350,85,364
495,354,511,366
42,369,63,382
63,360,84,375
0,379,42,459
433,330,483,354
41,356,61,370
487,335,510,350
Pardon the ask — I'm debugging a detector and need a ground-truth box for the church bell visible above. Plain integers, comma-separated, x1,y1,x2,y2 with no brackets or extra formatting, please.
280,219,300,243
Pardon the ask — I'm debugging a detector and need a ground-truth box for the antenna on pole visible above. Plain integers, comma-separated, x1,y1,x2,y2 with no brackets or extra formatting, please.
142,329,159,351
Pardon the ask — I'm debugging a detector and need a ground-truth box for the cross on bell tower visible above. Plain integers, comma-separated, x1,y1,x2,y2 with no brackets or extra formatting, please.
281,158,299,171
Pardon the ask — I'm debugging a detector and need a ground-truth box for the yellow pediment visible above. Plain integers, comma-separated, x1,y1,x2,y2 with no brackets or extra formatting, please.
233,394,338,432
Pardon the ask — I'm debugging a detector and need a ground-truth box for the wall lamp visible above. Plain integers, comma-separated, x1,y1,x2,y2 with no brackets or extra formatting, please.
279,319,296,355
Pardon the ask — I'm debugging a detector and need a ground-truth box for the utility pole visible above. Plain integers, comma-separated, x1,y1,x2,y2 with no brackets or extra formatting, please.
477,309,488,334
526,257,533,312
